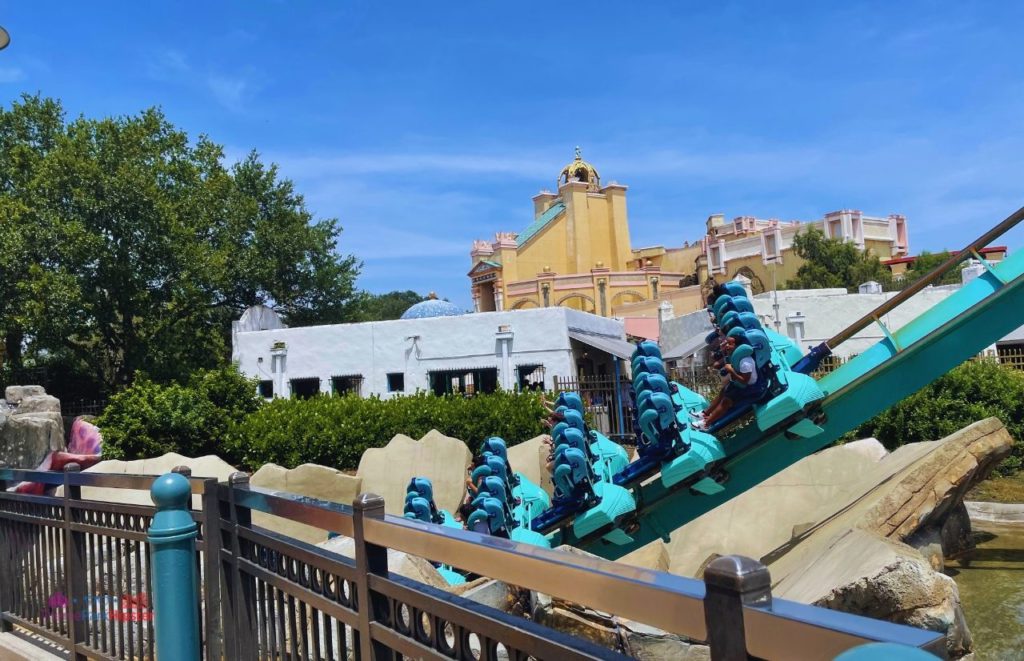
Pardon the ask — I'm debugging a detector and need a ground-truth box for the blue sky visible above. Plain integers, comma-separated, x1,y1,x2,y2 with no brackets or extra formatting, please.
2,2,1023,309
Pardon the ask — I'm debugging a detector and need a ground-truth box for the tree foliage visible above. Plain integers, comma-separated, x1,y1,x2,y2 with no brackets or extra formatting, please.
96,364,263,461
785,226,891,292
348,290,426,322
0,94,360,392
902,250,961,286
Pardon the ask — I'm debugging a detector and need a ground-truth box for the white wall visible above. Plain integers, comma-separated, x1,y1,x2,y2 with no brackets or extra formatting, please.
234,307,625,397
750,286,960,357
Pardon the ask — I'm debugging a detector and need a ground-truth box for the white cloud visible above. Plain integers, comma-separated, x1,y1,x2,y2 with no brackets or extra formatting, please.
206,74,251,111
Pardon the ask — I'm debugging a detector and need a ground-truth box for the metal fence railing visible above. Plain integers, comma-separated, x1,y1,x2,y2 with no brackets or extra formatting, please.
0,466,948,660
0,465,221,661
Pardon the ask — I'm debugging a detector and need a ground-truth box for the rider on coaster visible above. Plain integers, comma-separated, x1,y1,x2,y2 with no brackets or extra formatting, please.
700,329,768,428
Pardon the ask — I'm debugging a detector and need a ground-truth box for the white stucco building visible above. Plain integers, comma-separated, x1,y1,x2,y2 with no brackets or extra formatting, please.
663,258,1021,361
232,306,634,399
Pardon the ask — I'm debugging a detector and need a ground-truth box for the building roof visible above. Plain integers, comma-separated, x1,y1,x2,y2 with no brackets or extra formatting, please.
400,295,464,320
624,317,659,341
882,246,1008,266
1000,323,1024,345
516,201,566,248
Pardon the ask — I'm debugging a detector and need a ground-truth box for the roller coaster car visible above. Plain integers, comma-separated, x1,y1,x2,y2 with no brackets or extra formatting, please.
703,328,825,438
479,437,552,517
403,477,461,528
531,432,637,545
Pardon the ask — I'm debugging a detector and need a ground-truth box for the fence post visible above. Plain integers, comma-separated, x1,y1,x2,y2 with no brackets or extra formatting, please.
702,555,772,661
224,471,258,660
63,463,88,660
148,472,201,661
352,493,395,661
0,461,10,634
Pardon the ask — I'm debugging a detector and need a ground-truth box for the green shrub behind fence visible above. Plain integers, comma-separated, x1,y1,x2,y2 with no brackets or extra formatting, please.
225,390,547,471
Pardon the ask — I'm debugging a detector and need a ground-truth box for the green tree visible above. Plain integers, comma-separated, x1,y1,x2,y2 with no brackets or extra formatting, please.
785,226,891,292
97,364,262,461
901,250,960,286
1,97,360,390
0,95,69,369
349,290,426,321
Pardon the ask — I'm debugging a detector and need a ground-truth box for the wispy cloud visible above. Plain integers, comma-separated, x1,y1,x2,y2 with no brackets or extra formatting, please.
0,66,25,83
206,74,251,112
146,48,256,112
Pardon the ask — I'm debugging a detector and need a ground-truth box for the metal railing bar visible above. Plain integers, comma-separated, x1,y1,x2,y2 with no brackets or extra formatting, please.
68,522,148,544
743,600,946,660
219,483,356,538
0,510,64,528
236,556,360,629
362,515,709,641
0,469,65,486
1,613,72,651
826,203,1024,351
0,491,65,507
367,622,451,660
66,499,156,518
233,523,360,582
369,573,631,661
0,469,213,495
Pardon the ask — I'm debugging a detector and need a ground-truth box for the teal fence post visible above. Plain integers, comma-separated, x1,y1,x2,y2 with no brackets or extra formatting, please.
148,472,200,661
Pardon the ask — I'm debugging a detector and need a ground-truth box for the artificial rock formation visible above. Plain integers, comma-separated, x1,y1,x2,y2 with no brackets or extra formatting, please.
0,385,65,469
250,463,363,545
356,429,473,516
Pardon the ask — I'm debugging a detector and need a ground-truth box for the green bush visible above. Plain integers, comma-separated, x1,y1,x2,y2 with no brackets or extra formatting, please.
227,390,548,471
851,359,1024,474
97,365,262,461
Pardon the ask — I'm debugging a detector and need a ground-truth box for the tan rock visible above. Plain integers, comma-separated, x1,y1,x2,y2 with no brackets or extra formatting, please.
250,463,362,544
72,452,237,507
317,535,448,589
507,434,554,496
773,528,972,658
356,430,471,515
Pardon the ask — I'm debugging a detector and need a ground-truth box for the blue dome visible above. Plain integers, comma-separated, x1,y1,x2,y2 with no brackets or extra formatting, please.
401,295,464,320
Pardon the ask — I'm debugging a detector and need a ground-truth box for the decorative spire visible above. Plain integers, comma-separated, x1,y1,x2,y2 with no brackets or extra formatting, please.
559,147,600,191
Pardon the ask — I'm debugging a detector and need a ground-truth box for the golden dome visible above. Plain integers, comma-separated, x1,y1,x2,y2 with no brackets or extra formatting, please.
559,146,600,190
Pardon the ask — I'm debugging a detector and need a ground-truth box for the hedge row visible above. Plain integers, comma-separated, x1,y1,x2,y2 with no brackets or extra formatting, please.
225,390,547,471
96,360,1024,475
97,365,547,471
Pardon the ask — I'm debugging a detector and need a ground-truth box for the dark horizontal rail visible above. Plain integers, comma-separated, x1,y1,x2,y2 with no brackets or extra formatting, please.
363,512,710,641
370,572,626,661
219,482,356,538
0,467,212,494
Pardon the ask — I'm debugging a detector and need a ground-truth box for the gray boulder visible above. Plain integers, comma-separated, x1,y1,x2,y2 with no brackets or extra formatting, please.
0,411,65,468
15,394,61,414
4,385,46,404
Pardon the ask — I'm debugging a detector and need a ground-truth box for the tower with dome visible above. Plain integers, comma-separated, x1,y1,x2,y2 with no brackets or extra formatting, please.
468,147,699,319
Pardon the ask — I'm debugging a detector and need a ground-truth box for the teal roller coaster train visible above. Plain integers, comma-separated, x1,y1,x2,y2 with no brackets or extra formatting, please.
402,205,1024,583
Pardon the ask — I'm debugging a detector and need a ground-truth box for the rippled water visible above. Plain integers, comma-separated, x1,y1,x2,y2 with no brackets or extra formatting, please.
946,521,1024,660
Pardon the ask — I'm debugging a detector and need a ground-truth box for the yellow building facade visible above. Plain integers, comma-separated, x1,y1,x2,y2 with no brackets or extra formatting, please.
468,150,910,318
468,149,697,317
